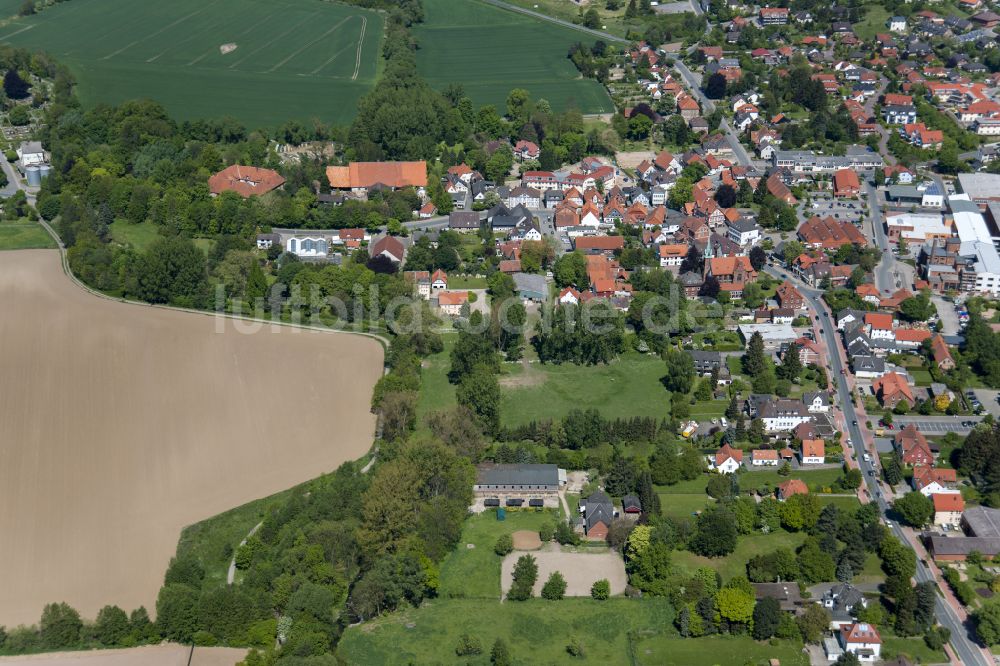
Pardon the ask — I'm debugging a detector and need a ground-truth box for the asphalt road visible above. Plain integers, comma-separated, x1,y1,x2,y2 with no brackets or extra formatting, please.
480,0,629,43
766,265,991,666
672,60,753,167
865,181,898,295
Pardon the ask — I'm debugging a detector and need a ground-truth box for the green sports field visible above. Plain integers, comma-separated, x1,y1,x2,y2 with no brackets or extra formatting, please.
414,0,614,115
0,0,383,127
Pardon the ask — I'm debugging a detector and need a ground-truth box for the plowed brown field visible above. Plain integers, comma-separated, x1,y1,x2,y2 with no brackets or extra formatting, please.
0,250,382,625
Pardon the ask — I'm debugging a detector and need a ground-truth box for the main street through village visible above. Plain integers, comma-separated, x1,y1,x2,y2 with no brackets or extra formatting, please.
766,262,992,666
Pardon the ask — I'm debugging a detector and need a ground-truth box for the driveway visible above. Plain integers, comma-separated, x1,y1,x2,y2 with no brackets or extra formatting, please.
500,545,627,597
933,295,961,336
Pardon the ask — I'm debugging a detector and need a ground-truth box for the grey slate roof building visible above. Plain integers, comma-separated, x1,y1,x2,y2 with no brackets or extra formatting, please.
474,464,559,490
512,272,548,302
581,491,614,533
688,350,724,373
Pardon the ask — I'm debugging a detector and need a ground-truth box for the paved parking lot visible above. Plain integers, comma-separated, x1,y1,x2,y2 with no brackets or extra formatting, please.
804,199,863,224
892,417,982,434
973,388,1000,418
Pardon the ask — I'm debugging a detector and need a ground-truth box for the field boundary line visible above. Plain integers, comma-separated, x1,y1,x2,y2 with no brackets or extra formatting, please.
35,217,392,353
0,24,34,42
265,15,350,73
228,11,319,69
476,0,628,43
102,1,220,60
351,15,366,80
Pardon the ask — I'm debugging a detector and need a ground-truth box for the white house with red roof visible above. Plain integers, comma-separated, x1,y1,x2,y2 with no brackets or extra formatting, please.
711,444,743,474
839,622,882,661
431,269,448,292
558,287,581,305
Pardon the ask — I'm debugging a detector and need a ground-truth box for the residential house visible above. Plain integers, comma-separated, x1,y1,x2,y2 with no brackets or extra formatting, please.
752,449,780,466
873,371,915,409
255,233,280,250
865,312,895,340
931,334,956,370
558,287,581,305
852,355,886,379
896,425,934,466
370,235,406,264
689,350,724,375
581,491,615,538
803,391,831,413
759,398,813,432
776,280,805,310
777,478,809,500
798,216,866,249
840,623,882,662
934,493,965,527
659,243,689,270
823,584,869,628
801,439,825,464
713,443,743,473
912,465,959,496
437,291,469,316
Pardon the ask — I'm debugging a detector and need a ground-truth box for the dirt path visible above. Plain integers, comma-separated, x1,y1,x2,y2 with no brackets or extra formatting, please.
0,250,383,626
0,645,245,665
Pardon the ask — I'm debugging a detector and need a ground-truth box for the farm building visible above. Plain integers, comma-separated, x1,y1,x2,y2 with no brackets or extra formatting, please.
326,161,427,195
208,165,285,198
471,463,561,511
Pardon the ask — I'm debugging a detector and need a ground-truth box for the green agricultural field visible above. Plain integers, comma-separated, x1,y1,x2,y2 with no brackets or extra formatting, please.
0,219,55,250
414,0,614,115
0,0,383,127
439,509,559,599
338,597,675,665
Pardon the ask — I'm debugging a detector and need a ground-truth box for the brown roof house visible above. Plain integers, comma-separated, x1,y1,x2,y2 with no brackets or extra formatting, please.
209,165,285,198
872,371,915,409
775,280,805,310
895,425,934,466
369,235,406,264
931,334,955,371
777,478,809,501
581,490,614,539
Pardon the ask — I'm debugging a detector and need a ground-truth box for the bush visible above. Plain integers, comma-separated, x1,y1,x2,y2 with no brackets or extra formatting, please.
539,522,554,542
455,633,482,656
591,579,611,600
541,571,567,600
495,533,513,556
192,630,216,646
566,638,586,658
491,637,512,666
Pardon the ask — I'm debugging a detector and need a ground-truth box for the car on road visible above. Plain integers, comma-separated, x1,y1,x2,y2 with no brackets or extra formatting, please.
852,420,858,426
963,421,975,427
840,369,846,375
869,470,875,476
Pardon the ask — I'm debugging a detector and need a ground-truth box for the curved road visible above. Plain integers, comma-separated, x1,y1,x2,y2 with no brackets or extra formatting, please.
479,0,628,43
767,265,991,666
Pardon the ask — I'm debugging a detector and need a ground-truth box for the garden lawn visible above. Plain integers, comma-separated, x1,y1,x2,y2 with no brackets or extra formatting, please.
671,531,808,581
689,400,728,419
854,5,890,41
438,509,559,599
632,635,809,666
413,0,613,114
447,275,488,289
338,597,675,665
0,219,55,250
659,493,712,520
739,467,844,493
499,353,668,426
856,552,885,584
909,368,933,386
882,635,948,663
656,477,712,495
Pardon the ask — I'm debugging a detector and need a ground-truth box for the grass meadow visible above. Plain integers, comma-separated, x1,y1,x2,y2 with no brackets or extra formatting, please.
0,219,55,250
438,509,559,599
338,597,675,665
414,0,614,115
0,0,383,127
